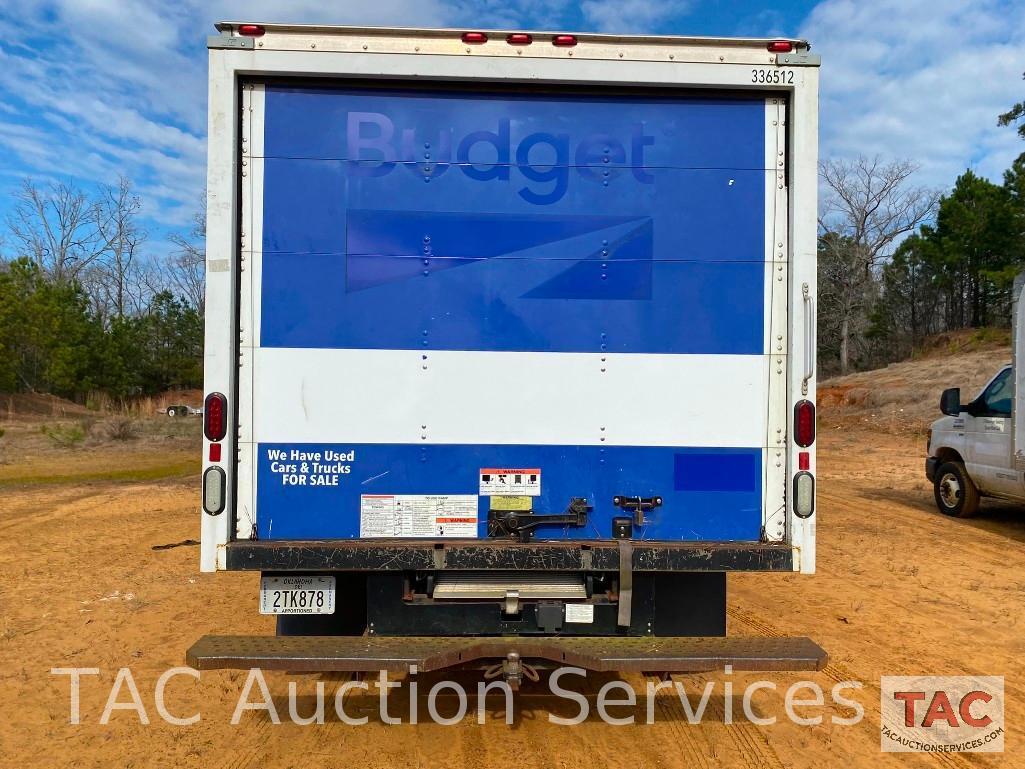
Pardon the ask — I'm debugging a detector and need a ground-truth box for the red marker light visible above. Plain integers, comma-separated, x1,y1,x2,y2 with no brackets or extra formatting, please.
798,451,810,471
209,443,222,463
461,32,487,44
238,24,266,37
552,34,578,47
506,33,533,45
204,392,228,442
794,400,816,447
767,40,793,53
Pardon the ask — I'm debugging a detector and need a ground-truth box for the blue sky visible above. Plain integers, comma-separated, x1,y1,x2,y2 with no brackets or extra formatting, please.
0,0,1023,258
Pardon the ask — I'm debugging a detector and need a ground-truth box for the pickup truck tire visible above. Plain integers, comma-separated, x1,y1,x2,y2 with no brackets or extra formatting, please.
933,461,980,518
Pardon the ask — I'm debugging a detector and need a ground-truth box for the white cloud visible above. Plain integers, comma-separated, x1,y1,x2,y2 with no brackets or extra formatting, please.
581,0,684,33
0,0,459,240
800,0,1025,191
1,0,1023,255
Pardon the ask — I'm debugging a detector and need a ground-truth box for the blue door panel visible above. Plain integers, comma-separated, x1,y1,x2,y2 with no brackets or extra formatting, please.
263,86,768,171
254,84,770,543
261,254,764,354
261,159,766,259
258,443,763,542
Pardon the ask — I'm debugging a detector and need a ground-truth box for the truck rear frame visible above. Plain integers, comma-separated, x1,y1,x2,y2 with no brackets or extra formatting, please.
192,22,823,677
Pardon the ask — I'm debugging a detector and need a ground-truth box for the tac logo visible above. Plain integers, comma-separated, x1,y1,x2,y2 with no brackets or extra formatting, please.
345,112,656,205
880,676,1004,753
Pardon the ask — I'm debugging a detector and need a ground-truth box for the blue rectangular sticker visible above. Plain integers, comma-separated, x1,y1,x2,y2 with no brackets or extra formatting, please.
674,451,761,492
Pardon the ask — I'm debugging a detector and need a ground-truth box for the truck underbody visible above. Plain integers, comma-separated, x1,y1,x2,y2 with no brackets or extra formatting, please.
189,541,826,680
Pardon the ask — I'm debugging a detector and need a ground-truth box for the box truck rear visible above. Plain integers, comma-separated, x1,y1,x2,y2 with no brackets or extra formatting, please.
188,22,824,681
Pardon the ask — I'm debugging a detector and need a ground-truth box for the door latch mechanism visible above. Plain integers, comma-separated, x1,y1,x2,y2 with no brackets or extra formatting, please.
613,495,663,526
487,497,592,542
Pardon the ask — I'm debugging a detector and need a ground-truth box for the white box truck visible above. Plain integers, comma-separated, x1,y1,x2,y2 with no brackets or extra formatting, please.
188,22,824,682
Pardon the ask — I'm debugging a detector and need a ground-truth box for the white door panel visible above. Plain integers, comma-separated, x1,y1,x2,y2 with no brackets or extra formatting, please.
966,367,1018,496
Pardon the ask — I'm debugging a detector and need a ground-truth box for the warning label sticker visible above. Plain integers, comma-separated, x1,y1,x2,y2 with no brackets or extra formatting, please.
565,603,595,624
479,468,541,496
359,495,478,538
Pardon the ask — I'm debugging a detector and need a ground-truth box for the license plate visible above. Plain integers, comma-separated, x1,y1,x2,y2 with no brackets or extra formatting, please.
259,576,336,615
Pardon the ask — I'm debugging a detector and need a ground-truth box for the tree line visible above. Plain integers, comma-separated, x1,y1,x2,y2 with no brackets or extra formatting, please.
818,84,1025,375
2,79,1024,399
0,178,204,401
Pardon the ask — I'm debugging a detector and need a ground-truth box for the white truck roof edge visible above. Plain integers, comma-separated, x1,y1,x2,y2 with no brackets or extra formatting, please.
212,21,811,50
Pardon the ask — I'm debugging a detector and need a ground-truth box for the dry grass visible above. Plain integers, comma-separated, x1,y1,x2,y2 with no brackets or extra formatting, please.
3,389,203,422
103,417,140,441
820,345,1011,436
0,407,201,485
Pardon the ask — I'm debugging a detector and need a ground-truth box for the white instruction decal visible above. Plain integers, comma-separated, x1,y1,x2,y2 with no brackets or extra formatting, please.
480,468,541,496
360,495,478,538
565,604,595,624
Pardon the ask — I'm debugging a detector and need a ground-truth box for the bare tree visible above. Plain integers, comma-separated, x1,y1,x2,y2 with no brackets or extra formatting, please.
6,179,115,283
165,203,206,314
92,177,146,320
819,156,939,374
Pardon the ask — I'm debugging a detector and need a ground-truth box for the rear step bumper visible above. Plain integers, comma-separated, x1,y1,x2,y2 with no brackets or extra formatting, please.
225,540,794,572
187,635,827,673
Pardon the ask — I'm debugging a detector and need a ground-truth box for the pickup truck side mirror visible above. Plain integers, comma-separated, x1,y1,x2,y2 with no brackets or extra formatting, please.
940,387,961,416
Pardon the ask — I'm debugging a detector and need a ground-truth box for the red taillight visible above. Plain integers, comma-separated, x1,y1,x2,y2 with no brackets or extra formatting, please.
461,32,487,44
767,40,793,53
238,24,265,37
552,34,578,47
209,443,222,463
506,33,533,45
794,400,815,447
204,392,227,442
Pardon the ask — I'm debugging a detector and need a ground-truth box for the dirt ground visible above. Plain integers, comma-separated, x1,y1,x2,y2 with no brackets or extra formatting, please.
1,418,1023,767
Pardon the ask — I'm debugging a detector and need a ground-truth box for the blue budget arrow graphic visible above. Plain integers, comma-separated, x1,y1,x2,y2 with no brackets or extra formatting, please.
344,209,653,299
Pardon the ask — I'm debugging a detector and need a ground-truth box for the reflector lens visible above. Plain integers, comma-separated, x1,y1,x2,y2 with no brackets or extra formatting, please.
767,40,793,53
203,466,226,515
794,399,816,447
238,24,265,37
793,471,814,518
799,451,809,470
204,392,227,442
209,442,222,463
552,34,578,47
506,33,533,45
461,32,487,44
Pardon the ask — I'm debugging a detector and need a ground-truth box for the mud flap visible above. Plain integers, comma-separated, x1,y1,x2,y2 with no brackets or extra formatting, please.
618,540,633,628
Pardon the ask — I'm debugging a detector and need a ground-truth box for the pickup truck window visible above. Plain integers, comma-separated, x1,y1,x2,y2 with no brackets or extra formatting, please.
980,368,1013,416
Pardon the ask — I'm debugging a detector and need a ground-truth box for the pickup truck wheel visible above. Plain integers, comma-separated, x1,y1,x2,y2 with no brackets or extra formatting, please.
933,461,980,518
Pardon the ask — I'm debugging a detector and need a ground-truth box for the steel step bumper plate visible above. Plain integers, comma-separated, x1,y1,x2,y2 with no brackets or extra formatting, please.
186,635,827,673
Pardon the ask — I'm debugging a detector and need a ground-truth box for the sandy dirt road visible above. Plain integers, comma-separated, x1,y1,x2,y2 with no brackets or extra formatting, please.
1,427,1022,768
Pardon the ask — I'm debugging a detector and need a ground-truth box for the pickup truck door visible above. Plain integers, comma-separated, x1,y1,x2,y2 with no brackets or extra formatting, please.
965,366,1019,496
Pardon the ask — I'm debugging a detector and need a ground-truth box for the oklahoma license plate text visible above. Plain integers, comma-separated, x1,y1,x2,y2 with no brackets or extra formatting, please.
259,575,336,615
